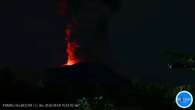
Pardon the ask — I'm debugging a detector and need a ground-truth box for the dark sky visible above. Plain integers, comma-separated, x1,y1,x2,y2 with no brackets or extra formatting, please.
108,0,195,82
0,0,195,82
0,0,66,69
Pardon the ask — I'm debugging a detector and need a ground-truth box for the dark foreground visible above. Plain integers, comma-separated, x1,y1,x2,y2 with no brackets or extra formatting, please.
0,63,194,110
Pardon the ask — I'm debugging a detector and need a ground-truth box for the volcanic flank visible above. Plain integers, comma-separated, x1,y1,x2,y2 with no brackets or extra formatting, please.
43,62,124,102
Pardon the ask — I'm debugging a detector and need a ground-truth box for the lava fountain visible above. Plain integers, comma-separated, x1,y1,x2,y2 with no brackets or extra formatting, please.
64,23,80,66
57,0,81,66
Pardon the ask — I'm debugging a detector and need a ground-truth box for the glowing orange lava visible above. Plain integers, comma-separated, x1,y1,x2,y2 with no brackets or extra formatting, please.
64,24,80,66
57,0,81,66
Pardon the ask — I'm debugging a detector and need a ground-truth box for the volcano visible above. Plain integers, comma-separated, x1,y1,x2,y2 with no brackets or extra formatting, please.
43,62,125,102
47,62,121,82
0,62,124,104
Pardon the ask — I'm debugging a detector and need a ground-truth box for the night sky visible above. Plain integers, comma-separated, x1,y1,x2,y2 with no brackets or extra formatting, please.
108,0,195,82
0,0,195,82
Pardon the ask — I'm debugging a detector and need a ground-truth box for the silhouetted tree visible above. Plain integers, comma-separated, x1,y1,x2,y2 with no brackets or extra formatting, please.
0,66,13,82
